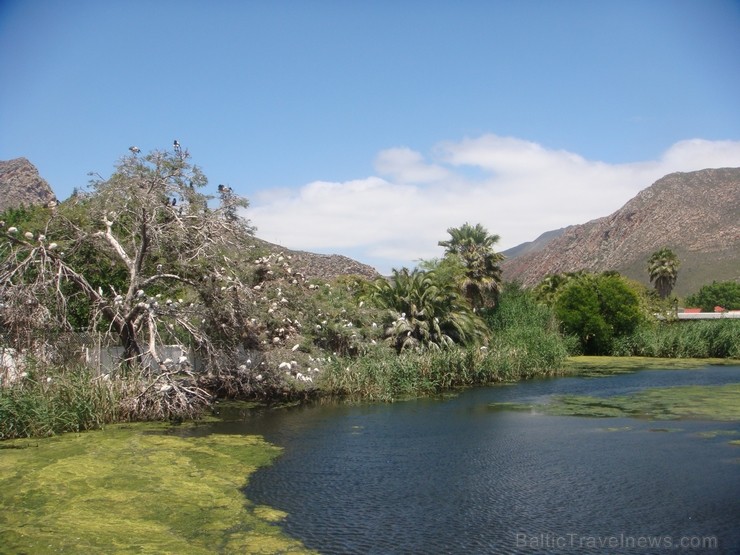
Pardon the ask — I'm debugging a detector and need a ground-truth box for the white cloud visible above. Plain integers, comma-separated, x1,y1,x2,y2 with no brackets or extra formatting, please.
374,147,451,184
248,135,740,275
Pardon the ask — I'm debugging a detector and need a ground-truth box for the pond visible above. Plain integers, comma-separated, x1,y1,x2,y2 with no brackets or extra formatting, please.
198,366,740,554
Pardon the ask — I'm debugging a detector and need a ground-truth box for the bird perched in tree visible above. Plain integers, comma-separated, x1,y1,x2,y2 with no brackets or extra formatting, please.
157,264,163,274
129,146,141,154
173,140,181,154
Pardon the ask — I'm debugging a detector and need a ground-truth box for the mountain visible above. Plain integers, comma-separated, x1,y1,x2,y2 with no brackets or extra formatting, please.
0,158,57,213
501,167,740,297
502,227,565,259
250,237,380,281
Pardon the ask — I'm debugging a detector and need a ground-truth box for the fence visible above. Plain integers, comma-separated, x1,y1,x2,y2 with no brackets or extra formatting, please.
0,331,202,386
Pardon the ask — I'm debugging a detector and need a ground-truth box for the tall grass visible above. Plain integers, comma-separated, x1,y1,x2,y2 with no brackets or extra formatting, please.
318,341,567,402
612,320,740,359
0,367,122,440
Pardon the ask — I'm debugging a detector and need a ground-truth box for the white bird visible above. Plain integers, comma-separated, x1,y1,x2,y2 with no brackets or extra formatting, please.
173,139,181,153
156,264,163,274
24,231,33,240
129,146,141,154
7,227,17,234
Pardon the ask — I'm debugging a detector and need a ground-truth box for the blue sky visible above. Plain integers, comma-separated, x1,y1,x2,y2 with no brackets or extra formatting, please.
1,0,739,273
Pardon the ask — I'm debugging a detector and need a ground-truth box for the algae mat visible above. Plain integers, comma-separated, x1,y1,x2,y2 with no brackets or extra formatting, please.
548,383,740,420
493,383,740,421
0,424,316,554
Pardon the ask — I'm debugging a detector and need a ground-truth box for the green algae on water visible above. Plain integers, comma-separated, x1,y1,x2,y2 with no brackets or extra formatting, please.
544,383,740,421
561,356,740,377
0,423,316,554
695,430,739,439
490,383,740,422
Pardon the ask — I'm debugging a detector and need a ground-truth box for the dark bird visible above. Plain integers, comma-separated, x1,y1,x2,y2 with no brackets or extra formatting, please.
171,197,177,206
173,140,181,153
129,146,141,154
218,184,224,192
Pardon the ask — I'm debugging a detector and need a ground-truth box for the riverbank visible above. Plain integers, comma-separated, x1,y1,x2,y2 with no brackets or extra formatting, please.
0,422,316,554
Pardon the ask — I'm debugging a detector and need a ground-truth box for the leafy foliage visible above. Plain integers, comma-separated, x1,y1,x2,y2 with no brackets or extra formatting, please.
648,247,680,299
364,268,487,352
554,272,643,355
685,280,740,311
438,222,504,310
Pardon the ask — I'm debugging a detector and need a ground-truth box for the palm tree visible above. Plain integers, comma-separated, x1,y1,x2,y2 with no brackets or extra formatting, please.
648,248,680,299
365,268,487,352
438,223,504,310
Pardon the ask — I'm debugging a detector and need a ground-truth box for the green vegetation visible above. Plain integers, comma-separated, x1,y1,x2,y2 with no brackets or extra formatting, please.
612,319,740,359
648,247,680,300
363,267,487,353
437,222,504,310
492,362,740,421
319,341,563,402
563,355,740,376
321,282,570,401
0,424,314,554
2,146,738,440
553,272,643,355
543,383,740,421
685,280,740,311
0,366,121,439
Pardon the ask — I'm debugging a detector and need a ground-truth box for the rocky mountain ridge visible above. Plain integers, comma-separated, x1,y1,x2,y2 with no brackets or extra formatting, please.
501,167,740,296
250,237,380,281
0,158,57,213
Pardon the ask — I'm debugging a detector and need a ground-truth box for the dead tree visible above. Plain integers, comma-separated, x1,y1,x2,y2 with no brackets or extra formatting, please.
0,146,255,382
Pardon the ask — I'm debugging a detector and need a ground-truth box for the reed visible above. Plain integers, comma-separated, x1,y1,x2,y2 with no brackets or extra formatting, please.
0,367,121,439
612,320,740,358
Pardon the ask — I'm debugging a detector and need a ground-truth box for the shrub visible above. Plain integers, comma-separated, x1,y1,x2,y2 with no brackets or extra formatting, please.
554,273,642,355
685,281,740,311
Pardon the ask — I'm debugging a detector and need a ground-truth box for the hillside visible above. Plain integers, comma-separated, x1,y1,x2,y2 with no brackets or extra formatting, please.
0,158,57,212
501,167,740,297
249,237,380,281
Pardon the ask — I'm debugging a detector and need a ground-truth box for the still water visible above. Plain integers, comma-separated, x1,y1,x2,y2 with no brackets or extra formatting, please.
207,366,740,554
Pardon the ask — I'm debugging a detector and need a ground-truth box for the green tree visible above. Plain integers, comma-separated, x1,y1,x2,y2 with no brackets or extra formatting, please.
648,247,680,299
685,281,740,311
365,267,487,352
438,222,504,310
533,271,588,305
554,272,642,355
